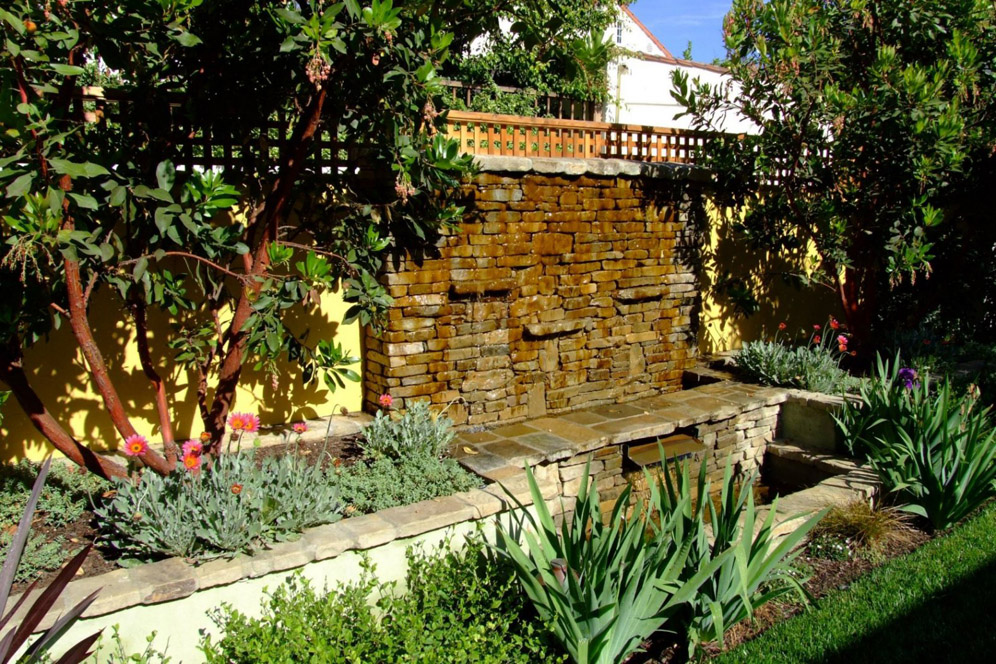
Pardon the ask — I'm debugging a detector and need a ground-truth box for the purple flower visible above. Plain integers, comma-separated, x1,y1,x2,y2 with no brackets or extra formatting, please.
898,367,919,390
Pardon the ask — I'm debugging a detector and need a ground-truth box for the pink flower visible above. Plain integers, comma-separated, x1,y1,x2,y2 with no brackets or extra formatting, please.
243,414,261,433
837,335,848,346
378,393,393,408
228,412,247,431
293,422,307,434
182,453,202,472
182,439,203,457
830,318,840,330
778,322,787,331
814,335,822,344
124,434,148,457
813,324,822,331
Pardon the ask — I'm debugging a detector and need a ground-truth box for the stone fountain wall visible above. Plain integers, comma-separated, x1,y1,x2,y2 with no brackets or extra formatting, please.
363,157,703,426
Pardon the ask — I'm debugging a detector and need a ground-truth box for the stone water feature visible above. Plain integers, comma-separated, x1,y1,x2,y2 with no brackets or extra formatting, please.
363,155,702,426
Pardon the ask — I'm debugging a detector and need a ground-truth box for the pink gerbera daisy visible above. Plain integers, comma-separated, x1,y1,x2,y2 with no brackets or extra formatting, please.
124,434,148,457
228,412,247,431
182,439,203,457
378,393,393,408
182,453,202,472
243,414,261,433
293,422,307,434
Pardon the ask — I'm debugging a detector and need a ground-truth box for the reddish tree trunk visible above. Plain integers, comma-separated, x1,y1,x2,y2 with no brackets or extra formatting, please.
205,88,329,447
63,256,175,474
132,301,179,464
0,344,127,480
838,264,878,353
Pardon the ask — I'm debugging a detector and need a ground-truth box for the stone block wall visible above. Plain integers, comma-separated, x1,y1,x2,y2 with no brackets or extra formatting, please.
364,157,701,426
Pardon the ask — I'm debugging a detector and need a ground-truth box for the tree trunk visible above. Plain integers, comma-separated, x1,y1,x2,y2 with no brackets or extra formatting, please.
63,256,175,475
0,344,128,480
132,300,179,464
204,88,329,449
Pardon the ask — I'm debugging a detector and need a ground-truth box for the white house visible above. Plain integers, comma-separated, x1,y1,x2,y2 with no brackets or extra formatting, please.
603,6,752,133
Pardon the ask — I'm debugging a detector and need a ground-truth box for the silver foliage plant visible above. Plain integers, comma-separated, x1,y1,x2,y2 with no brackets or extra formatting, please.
360,400,455,460
96,452,342,561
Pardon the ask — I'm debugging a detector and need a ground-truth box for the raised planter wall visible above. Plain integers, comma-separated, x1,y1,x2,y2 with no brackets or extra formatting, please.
20,383,867,664
363,156,705,425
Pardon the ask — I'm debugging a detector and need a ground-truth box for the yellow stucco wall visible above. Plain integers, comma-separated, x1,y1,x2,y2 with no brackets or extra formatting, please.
0,289,363,463
1,197,837,464
698,201,840,355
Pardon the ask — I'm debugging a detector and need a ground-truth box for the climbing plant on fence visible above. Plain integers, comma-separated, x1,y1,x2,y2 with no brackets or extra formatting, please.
0,0,580,478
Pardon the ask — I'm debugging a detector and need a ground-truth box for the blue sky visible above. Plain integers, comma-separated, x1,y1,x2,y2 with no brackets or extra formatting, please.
628,0,730,63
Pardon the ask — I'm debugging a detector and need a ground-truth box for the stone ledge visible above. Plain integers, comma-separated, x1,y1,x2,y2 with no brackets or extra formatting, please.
472,155,707,180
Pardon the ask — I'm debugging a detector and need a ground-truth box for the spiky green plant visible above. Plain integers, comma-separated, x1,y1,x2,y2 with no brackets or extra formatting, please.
654,458,825,654
494,463,731,664
837,353,996,530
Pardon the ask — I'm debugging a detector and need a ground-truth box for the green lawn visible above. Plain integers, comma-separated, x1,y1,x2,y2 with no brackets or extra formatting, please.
715,503,996,663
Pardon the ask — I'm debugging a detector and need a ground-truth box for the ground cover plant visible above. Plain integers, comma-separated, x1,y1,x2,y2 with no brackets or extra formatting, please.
0,459,107,581
836,355,996,530
94,449,344,561
0,457,101,664
5,399,478,573
200,536,566,664
734,318,856,394
715,501,996,663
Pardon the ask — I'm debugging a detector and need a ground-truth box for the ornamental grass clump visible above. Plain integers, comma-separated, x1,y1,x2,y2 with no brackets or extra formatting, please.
836,354,996,530
661,460,824,656
496,458,824,663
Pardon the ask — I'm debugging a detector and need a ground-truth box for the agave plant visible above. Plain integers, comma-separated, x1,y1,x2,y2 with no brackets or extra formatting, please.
837,353,996,530
653,457,824,654
494,462,731,664
0,457,101,663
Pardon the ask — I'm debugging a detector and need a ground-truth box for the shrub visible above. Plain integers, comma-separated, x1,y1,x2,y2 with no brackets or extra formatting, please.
660,460,824,655
96,451,342,561
360,400,456,460
836,354,996,530
495,462,735,664
337,454,481,514
201,537,566,664
102,626,172,664
735,340,855,394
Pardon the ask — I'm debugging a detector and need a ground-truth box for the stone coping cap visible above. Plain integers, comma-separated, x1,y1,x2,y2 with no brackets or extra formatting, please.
472,155,709,181
10,470,560,632
454,380,792,471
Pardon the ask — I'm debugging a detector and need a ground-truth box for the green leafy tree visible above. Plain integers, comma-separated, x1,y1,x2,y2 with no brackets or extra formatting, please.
0,0,561,479
444,0,622,112
673,0,996,346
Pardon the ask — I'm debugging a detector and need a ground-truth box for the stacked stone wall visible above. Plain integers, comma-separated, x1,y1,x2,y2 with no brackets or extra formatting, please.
364,160,700,426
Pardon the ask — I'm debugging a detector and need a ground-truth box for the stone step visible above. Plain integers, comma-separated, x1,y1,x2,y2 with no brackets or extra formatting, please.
766,440,862,477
